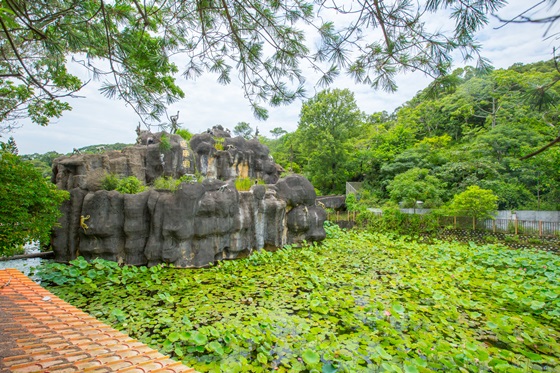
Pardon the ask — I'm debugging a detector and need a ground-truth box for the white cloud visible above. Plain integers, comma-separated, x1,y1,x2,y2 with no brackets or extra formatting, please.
9,0,556,154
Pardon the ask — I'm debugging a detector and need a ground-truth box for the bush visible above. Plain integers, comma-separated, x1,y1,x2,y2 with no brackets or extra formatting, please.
159,133,171,152
116,176,145,194
358,206,440,236
234,177,263,191
1,244,25,258
175,129,193,141
346,193,360,212
527,237,544,246
179,174,200,183
101,173,120,191
484,235,499,244
0,151,69,255
153,176,181,191
214,137,224,151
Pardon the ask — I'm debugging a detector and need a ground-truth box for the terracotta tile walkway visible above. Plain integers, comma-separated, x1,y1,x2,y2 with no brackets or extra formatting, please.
0,269,197,373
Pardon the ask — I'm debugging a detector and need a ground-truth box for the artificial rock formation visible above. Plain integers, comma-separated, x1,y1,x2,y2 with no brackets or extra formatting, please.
51,127,326,267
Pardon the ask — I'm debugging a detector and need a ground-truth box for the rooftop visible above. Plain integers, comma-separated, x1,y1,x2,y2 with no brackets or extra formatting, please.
0,268,197,373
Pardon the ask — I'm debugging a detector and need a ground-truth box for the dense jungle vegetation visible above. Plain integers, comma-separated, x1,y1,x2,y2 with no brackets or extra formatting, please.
36,225,560,372
263,60,560,210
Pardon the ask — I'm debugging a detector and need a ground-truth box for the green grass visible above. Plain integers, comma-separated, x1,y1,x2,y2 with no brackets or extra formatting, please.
36,225,560,372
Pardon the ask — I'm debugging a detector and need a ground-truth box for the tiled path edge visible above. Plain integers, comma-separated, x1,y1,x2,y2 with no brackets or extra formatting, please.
0,269,197,373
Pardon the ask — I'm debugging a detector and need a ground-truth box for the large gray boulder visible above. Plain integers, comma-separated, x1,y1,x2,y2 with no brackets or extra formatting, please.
51,128,326,268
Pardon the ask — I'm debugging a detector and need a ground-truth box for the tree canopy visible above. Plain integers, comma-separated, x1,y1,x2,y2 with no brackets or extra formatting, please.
446,185,499,222
294,88,363,194
233,122,253,139
265,60,560,209
1,0,517,129
0,146,69,255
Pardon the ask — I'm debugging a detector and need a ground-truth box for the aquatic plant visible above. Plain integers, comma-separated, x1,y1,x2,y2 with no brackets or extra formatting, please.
36,226,560,372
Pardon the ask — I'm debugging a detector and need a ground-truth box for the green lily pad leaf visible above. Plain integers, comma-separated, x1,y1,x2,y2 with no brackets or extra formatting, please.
302,349,321,365
530,300,545,310
375,346,393,360
322,362,338,373
168,332,180,342
403,364,419,373
466,342,478,351
257,352,268,364
433,291,445,300
381,362,401,372
207,341,224,355
174,346,184,357
392,303,405,315
192,331,208,346
522,351,542,362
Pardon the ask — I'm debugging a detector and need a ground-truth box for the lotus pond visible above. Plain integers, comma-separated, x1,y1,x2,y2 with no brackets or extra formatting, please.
35,224,560,372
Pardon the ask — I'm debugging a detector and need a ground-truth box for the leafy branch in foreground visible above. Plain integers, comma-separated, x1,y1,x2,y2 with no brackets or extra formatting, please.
1,0,519,127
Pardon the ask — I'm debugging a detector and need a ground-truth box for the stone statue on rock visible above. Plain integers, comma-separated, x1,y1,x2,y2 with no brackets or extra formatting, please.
50,125,326,268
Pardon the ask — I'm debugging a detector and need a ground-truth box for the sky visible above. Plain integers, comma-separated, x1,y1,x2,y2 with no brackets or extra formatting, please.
8,0,559,155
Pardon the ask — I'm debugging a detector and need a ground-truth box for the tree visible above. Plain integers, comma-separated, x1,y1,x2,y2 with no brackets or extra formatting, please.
446,185,498,227
295,88,363,194
0,149,69,256
387,168,445,209
270,127,288,139
233,122,253,139
1,0,508,128
0,136,17,154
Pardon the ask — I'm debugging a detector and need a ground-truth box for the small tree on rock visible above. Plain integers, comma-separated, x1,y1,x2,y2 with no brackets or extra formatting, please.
233,122,253,139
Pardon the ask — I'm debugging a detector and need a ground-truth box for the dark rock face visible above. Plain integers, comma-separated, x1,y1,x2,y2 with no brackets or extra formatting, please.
51,128,326,267
316,195,347,211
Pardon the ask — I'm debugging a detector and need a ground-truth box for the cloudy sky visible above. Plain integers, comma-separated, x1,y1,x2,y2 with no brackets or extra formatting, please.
9,0,558,155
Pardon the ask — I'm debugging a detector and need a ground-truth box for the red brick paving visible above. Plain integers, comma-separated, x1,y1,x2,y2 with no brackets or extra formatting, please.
0,269,197,373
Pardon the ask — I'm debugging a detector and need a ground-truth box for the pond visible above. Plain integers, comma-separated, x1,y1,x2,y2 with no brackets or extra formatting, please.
35,225,560,372
0,244,47,279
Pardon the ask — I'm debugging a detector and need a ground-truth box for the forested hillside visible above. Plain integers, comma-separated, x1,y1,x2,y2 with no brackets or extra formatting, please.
264,60,560,211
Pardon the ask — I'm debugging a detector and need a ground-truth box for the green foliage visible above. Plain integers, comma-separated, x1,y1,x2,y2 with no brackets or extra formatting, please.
2,0,514,127
115,176,145,194
269,127,287,139
1,136,18,154
213,137,224,151
152,174,198,191
0,244,24,258
446,185,498,221
345,193,361,212
38,230,560,372
175,129,193,142
101,173,120,191
234,177,263,191
358,206,441,236
21,151,62,178
387,168,445,208
0,150,69,255
153,176,181,191
159,133,172,152
295,88,364,194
